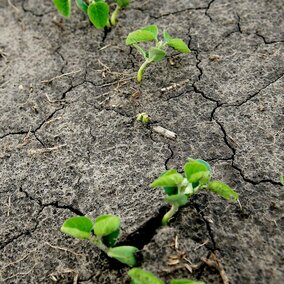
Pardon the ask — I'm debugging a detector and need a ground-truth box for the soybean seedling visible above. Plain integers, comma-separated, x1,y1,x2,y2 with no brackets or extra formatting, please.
53,0,130,29
61,214,138,266
136,112,151,124
126,25,190,82
150,158,239,226
128,268,204,284
280,175,284,186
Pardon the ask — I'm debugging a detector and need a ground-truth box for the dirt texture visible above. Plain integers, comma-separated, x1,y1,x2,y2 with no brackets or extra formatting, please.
0,0,283,283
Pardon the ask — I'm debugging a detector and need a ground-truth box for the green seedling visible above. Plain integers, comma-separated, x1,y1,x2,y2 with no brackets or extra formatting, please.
136,112,151,124
61,214,138,266
53,0,130,28
280,175,284,186
128,268,204,284
150,158,239,226
126,25,190,82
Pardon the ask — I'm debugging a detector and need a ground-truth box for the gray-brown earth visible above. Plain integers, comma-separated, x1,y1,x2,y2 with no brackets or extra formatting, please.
0,0,283,283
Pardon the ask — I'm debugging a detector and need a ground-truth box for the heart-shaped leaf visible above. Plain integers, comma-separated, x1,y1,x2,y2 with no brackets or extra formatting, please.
88,2,109,29
107,246,138,267
61,216,94,239
53,0,71,17
94,215,120,237
151,170,184,188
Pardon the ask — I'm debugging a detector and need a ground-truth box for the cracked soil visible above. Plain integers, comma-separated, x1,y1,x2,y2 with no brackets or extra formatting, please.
0,0,283,283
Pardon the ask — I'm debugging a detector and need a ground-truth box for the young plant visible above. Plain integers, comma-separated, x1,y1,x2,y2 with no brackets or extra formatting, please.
150,158,239,226
126,25,190,82
280,175,284,186
52,0,130,29
136,112,151,124
128,268,204,284
61,214,138,266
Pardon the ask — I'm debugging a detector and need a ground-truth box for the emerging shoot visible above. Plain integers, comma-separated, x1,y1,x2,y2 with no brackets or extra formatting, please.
136,112,151,124
53,0,130,29
61,214,138,267
150,158,239,226
126,25,190,82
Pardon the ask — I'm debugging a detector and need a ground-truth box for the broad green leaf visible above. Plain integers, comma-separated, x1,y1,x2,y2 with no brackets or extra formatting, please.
53,0,71,17
170,280,204,284
196,159,212,174
166,38,190,53
184,159,210,186
126,30,156,45
76,0,88,13
115,0,129,8
148,47,166,62
102,229,120,247
61,216,94,239
160,169,178,196
94,215,120,237
128,268,164,284
141,25,159,40
151,171,184,188
207,181,238,202
107,246,138,267
165,194,188,207
163,31,172,42
87,2,109,29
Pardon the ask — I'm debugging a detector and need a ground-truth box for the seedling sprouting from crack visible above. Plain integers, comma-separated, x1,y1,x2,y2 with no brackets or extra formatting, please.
128,268,204,284
136,112,151,124
53,0,129,29
150,158,239,226
61,214,138,266
126,25,190,82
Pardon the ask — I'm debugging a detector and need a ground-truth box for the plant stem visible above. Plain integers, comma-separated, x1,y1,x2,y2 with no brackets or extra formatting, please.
90,236,108,253
110,5,121,26
137,60,151,82
161,205,179,226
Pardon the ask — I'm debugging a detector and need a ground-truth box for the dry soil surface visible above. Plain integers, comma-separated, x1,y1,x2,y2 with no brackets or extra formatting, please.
0,0,283,283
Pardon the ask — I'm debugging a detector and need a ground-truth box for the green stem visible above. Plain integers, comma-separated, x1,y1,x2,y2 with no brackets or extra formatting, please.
110,5,121,26
162,205,179,226
90,236,108,253
137,60,151,83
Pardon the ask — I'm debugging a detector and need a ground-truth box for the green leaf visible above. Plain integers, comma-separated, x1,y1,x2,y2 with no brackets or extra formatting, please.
102,229,120,247
76,0,88,13
151,170,184,188
53,0,71,17
184,159,210,186
163,31,172,42
160,169,178,196
87,2,109,29
94,215,120,237
107,246,138,267
148,47,166,62
141,25,159,40
170,280,205,284
207,181,238,202
196,159,212,173
165,194,188,207
166,38,190,53
128,268,164,284
115,0,129,8
126,30,157,45
61,216,94,240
